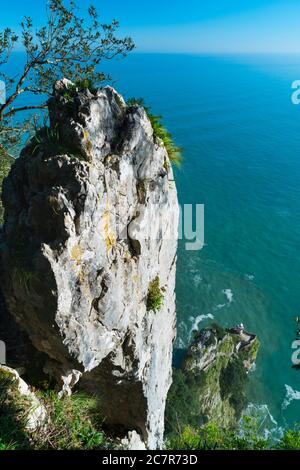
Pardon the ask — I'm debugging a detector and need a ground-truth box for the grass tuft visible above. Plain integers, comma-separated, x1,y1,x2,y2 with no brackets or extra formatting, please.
29,125,86,161
32,391,110,450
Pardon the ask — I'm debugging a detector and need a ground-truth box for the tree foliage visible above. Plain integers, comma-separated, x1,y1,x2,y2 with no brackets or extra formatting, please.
0,0,134,224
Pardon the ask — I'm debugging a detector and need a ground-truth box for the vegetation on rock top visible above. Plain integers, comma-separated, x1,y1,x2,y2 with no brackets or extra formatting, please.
165,324,258,435
127,98,182,167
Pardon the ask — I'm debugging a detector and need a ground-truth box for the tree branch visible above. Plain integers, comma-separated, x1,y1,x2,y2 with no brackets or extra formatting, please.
3,104,47,118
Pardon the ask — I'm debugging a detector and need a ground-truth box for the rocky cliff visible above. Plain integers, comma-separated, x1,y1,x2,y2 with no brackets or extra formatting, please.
166,324,259,434
0,79,179,449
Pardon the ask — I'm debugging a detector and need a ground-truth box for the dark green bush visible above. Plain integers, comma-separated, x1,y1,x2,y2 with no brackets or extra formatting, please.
165,370,206,435
219,358,247,418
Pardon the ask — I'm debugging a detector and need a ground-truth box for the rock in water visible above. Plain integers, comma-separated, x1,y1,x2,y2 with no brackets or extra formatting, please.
166,324,259,433
0,80,179,449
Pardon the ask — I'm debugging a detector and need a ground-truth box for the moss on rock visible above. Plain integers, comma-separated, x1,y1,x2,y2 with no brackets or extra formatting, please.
165,324,260,438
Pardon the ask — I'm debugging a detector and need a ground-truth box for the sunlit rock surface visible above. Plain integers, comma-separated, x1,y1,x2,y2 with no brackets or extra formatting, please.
0,79,179,449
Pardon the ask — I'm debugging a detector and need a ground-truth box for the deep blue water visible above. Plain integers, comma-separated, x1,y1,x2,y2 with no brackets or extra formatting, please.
5,52,300,430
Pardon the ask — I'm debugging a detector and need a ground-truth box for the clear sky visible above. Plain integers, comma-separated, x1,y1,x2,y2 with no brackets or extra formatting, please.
2,0,300,53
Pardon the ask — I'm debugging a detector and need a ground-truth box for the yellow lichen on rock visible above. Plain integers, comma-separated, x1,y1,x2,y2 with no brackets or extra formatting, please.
70,244,84,266
83,129,93,156
103,198,116,251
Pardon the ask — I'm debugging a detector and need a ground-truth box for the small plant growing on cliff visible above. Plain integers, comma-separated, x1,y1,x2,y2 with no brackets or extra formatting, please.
31,126,61,156
30,125,86,160
127,98,182,167
63,79,97,101
147,276,164,312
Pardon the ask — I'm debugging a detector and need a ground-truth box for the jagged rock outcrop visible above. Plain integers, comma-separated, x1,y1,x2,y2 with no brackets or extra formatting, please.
166,324,259,432
183,325,259,425
0,79,179,449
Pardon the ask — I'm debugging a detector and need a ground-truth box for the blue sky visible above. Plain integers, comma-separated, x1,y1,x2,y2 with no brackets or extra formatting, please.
2,0,300,53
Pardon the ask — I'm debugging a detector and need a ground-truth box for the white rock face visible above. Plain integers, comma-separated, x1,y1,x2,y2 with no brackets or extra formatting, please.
0,81,179,449
0,365,47,431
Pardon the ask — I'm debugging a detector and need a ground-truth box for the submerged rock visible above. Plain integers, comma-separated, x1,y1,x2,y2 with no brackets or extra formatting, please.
0,80,179,449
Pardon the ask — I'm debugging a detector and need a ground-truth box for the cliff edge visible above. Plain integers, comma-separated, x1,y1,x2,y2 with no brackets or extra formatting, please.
0,79,179,449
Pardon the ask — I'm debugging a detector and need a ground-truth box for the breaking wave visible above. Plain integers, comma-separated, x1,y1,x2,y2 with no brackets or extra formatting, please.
242,403,284,441
282,384,300,410
189,313,214,338
222,288,233,303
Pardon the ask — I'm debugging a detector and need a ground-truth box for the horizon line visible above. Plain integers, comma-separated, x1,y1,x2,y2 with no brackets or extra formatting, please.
10,49,300,56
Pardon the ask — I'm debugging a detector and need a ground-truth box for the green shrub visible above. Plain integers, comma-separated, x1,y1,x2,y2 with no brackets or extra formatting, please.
147,276,164,312
276,429,300,450
127,98,182,167
167,423,269,450
165,370,206,435
219,357,248,419
166,418,268,451
167,418,300,451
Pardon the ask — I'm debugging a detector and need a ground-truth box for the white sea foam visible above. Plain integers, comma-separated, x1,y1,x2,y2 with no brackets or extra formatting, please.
244,403,278,426
193,273,202,288
189,313,214,337
241,403,284,441
245,274,255,281
282,384,300,410
223,288,233,303
216,303,226,310
177,338,186,349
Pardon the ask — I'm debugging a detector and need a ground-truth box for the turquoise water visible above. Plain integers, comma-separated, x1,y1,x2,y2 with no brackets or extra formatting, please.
6,53,300,429
106,53,300,429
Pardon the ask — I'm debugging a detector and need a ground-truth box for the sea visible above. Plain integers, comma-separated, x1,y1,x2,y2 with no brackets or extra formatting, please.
5,52,300,434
